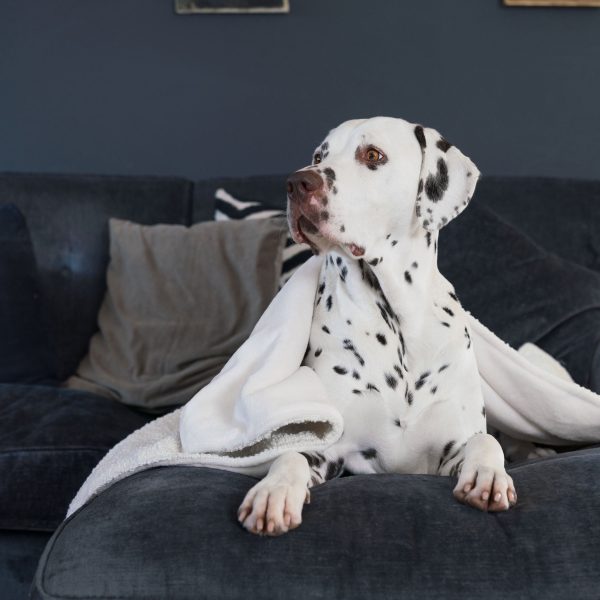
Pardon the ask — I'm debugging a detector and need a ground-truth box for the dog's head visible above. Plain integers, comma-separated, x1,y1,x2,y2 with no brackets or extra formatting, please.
287,116,480,258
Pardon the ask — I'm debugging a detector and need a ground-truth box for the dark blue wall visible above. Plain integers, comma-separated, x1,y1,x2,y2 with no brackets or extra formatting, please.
1,0,599,180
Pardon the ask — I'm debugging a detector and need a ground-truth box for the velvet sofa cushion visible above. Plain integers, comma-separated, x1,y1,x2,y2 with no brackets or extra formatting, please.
439,203,600,393
0,384,151,531
66,218,286,412
33,448,600,600
476,176,600,275
0,531,52,600
0,203,55,383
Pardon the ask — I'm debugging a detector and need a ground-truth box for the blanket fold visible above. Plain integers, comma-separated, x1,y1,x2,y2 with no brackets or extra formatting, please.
67,256,600,518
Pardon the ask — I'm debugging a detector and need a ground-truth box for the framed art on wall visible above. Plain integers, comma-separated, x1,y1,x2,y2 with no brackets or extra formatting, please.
504,0,600,5
175,0,290,14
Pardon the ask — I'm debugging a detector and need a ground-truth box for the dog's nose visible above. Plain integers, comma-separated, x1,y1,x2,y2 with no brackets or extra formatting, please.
286,170,324,201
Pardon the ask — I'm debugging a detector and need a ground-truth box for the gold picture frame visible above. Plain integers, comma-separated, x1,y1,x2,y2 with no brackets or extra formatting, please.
175,0,290,14
505,0,600,5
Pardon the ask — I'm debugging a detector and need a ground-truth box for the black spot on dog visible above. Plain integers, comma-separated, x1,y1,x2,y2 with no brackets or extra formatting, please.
352,370,360,380
321,142,329,151
343,339,365,366
464,326,471,348
376,302,393,331
340,266,348,282
320,210,329,221
346,319,352,325
448,291,458,302
376,333,387,346
385,374,398,390
325,457,345,480
412,261,418,269
404,271,412,284
438,363,449,372
442,441,455,457
386,234,391,239
361,448,378,460
425,231,432,247
414,125,426,149
323,167,336,190
430,386,438,394
425,158,449,202
406,390,414,405
442,306,454,317
398,332,406,356
353,389,362,395
482,405,486,417
423,219,430,228
418,179,424,194
393,364,403,379
415,371,431,390
326,295,333,311
340,225,345,233
318,282,326,295
359,260,382,292
301,452,325,468
333,365,347,375
336,256,342,266
314,348,322,357
322,325,330,334
391,240,398,246
333,186,338,194
369,258,379,267
366,383,380,393
440,321,450,327
394,418,402,427
436,137,452,152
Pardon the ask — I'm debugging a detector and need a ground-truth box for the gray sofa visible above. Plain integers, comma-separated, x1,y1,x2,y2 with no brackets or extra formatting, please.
1,172,599,599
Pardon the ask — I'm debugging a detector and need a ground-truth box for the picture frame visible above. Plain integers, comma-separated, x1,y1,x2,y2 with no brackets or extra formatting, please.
175,0,290,14
504,0,600,6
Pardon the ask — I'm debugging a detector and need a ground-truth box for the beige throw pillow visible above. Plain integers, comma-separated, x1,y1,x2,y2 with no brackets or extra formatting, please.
66,217,286,412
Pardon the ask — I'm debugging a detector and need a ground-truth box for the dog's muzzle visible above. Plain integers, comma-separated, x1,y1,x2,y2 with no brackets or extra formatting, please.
286,170,328,245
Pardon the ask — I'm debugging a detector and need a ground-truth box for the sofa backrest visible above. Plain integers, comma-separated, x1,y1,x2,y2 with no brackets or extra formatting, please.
0,173,192,380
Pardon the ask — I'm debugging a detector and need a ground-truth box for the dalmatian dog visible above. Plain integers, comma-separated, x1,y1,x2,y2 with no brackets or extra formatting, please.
237,116,517,536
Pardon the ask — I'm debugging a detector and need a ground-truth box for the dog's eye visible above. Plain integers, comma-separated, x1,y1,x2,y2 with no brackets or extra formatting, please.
366,148,384,162
313,153,322,165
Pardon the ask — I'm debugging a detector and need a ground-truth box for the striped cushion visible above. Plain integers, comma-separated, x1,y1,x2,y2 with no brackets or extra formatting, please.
215,188,313,287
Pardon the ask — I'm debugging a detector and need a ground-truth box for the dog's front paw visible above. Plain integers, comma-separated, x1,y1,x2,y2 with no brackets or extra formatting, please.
238,475,310,536
453,465,517,512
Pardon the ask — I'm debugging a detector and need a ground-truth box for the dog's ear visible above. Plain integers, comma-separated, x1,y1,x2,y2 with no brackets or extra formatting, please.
413,125,480,231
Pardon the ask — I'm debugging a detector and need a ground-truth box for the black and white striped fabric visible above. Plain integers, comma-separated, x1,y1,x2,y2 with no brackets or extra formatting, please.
215,188,313,287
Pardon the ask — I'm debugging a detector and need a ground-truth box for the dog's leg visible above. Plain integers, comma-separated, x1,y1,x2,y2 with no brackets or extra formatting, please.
438,433,517,511
238,451,344,536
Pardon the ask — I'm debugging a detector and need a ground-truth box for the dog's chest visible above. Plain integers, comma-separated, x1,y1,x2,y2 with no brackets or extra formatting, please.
302,254,461,474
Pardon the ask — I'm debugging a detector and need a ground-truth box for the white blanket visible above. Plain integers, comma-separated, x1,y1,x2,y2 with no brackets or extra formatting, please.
67,255,600,517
